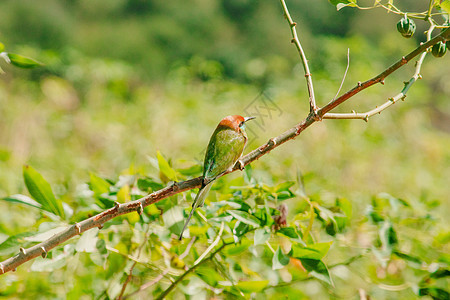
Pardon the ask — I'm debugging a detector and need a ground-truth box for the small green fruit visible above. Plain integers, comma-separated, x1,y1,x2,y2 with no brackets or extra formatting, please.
397,16,416,38
431,41,447,58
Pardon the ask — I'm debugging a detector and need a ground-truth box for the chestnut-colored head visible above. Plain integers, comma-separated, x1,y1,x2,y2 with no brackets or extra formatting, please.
218,115,255,132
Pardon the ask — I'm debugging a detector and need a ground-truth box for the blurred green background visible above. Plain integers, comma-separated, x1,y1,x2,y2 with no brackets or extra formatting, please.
0,0,449,298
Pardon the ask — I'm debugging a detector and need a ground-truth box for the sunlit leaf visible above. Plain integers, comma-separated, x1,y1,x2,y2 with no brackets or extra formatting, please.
235,280,269,293
89,172,110,196
163,206,184,235
0,232,35,256
291,242,333,260
224,239,252,256
228,210,260,227
254,228,270,245
23,165,65,218
157,151,177,182
439,0,450,13
117,184,130,202
75,228,99,253
2,194,42,209
30,253,69,272
6,53,42,68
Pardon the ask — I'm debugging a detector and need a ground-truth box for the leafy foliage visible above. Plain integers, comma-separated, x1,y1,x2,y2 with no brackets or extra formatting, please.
0,0,449,299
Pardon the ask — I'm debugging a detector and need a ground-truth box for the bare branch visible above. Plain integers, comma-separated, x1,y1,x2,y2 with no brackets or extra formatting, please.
318,27,449,118
323,23,436,121
279,0,319,118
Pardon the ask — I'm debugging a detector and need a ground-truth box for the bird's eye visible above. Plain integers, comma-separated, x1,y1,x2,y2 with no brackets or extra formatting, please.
239,121,244,127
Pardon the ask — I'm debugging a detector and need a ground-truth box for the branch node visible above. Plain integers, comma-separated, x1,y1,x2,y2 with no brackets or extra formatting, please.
291,38,295,44
357,81,362,87
236,160,245,171
389,97,395,102
41,247,47,258
12,268,16,272
172,182,179,192
364,115,369,122
74,223,82,235
138,202,144,215
304,73,311,78
380,79,385,85
98,224,104,229
351,110,357,114
0,263,4,274
268,138,277,147
418,74,422,80
114,202,120,210
292,22,297,26
401,56,407,64
19,247,26,255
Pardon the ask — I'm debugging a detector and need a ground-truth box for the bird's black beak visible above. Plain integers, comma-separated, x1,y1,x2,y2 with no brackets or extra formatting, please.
244,116,256,122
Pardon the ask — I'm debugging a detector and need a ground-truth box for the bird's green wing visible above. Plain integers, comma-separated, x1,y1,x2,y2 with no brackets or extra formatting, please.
203,127,246,180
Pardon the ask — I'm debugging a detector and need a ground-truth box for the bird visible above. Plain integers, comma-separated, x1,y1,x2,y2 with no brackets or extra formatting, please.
179,115,255,239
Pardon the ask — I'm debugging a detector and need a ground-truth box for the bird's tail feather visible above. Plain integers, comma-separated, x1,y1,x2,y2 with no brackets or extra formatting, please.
179,182,212,240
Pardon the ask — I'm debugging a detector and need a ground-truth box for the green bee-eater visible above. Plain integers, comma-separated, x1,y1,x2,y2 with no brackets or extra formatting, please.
179,115,255,239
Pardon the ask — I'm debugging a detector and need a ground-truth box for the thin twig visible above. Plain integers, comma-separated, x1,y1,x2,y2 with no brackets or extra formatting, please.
333,48,350,101
279,0,319,117
155,241,232,300
123,237,197,299
1,7,449,277
193,222,224,265
117,225,151,300
323,23,435,121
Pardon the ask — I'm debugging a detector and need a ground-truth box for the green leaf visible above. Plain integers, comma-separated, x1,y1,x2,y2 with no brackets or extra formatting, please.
196,266,223,287
418,287,450,300
393,251,422,265
30,254,68,272
379,220,398,252
233,221,249,243
235,280,269,293
2,194,42,209
272,247,290,270
291,242,333,260
6,53,42,68
137,177,164,192
439,0,450,14
157,151,177,181
75,228,99,253
23,165,65,218
254,228,270,245
0,232,35,256
163,206,184,235
177,164,202,176
301,259,333,285
89,172,110,196
228,210,260,227
275,181,295,192
224,239,252,256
